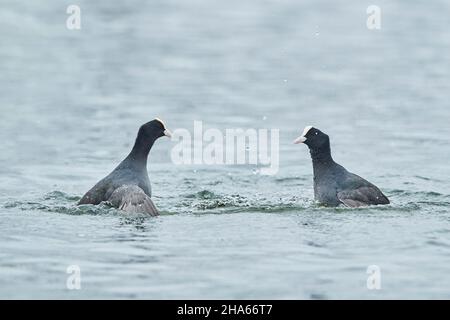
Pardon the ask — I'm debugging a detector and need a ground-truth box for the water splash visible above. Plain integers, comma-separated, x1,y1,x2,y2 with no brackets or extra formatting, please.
2,187,448,217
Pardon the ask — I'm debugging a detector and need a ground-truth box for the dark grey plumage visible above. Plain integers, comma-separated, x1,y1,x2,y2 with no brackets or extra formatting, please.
78,119,171,216
294,126,389,207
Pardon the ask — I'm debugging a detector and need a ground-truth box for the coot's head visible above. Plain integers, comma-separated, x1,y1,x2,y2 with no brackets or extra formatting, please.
138,118,172,141
293,126,329,150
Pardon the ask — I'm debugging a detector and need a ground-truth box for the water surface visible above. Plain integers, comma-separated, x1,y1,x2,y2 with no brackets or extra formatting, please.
1,0,449,299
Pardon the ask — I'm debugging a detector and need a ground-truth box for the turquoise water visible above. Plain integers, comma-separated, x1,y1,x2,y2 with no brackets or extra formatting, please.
1,0,450,299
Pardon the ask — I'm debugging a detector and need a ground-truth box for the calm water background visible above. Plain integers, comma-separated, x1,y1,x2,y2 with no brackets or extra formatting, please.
1,0,449,299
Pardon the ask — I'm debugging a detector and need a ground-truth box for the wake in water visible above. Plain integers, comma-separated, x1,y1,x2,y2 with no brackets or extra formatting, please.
3,191,119,216
2,190,313,216
3,188,447,217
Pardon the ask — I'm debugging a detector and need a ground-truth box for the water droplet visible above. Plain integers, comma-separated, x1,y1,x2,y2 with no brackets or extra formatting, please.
262,116,267,121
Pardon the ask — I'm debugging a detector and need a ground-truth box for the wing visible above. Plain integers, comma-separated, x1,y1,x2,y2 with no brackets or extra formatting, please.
337,186,389,207
337,172,390,207
107,185,159,216
78,177,110,205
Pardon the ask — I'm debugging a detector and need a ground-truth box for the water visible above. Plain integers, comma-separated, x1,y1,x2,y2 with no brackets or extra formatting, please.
1,0,450,299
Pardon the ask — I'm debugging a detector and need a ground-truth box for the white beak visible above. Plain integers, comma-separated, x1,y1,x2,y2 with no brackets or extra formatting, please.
293,136,307,144
163,129,172,138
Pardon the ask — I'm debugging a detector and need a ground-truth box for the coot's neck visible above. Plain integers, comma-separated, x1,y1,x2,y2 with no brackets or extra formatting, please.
309,141,334,169
125,135,156,170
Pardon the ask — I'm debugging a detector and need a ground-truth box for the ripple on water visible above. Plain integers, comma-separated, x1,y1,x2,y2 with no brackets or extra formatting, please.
3,191,123,216
2,187,448,217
